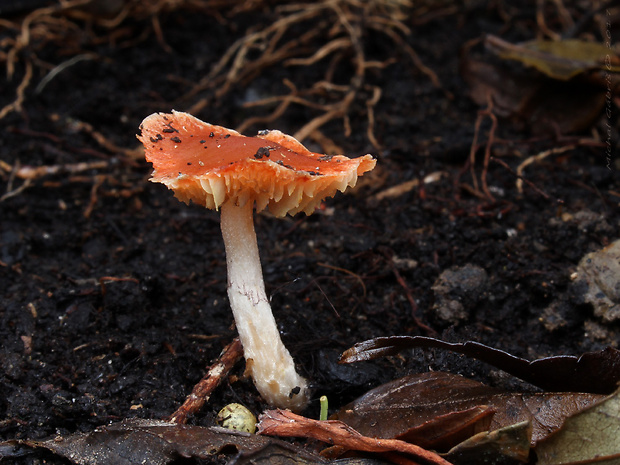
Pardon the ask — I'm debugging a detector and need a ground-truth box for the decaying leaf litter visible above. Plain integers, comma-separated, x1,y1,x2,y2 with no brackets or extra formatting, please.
1,0,619,464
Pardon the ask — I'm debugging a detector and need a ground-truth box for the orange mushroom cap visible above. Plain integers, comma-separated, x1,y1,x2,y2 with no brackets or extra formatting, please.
138,111,376,217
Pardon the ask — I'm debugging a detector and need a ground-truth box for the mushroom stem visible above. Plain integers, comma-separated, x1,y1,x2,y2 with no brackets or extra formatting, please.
220,199,308,411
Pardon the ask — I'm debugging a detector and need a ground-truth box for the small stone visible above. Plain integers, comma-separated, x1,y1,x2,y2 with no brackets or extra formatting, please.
431,264,488,324
572,239,620,323
539,300,568,332
583,320,618,347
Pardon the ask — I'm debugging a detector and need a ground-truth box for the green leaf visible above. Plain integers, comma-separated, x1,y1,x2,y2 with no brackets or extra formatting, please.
536,389,620,464
486,35,620,80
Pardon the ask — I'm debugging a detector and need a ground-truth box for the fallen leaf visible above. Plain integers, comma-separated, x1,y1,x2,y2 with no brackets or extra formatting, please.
485,35,620,81
340,336,620,394
396,405,495,451
3,419,329,465
444,421,532,465
459,52,538,118
536,389,620,465
460,35,618,134
332,372,602,446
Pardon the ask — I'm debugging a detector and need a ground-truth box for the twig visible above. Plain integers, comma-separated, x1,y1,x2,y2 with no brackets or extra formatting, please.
318,262,367,299
0,160,111,203
468,93,498,202
369,171,446,204
285,37,352,66
167,338,244,424
0,60,32,120
0,179,32,203
367,21,442,90
151,14,173,53
480,110,498,201
98,276,140,298
1,160,110,181
258,409,453,465
387,258,436,336
490,156,552,200
515,145,576,194
49,115,143,160
185,0,425,148
536,0,562,40
35,53,98,94
366,85,382,149
84,175,106,218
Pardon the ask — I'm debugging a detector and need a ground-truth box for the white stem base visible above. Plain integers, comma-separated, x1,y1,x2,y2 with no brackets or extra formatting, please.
220,200,308,411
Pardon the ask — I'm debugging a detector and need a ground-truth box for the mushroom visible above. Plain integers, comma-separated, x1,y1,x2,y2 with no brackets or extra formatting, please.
138,110,376,411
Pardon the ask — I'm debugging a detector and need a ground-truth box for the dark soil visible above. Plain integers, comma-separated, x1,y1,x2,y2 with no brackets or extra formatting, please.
1,1,618,463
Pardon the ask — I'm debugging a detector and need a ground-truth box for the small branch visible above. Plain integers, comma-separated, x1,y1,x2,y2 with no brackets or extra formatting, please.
467,93,498,202
35,53,98,94
0,178,32,203
387,257,436,336
258,409,453,465
0,60,32,120
515,145,576,194
3,160,110,181
317,262,367,299
490,156,553,201
167,338,244,424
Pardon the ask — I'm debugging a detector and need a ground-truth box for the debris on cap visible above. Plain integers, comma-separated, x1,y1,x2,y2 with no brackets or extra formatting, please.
138,111,376,217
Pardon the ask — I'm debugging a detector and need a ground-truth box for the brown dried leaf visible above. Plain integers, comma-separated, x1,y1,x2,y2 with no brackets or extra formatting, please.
7,419,328,465
536,389,620,465
396,405,495,450
460,35,616,134
460,55,540,118
332,372,603,446
443,421,532,465
340,336,620,394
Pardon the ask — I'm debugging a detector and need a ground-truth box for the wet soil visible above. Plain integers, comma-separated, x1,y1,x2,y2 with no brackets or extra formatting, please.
0,1,618,462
